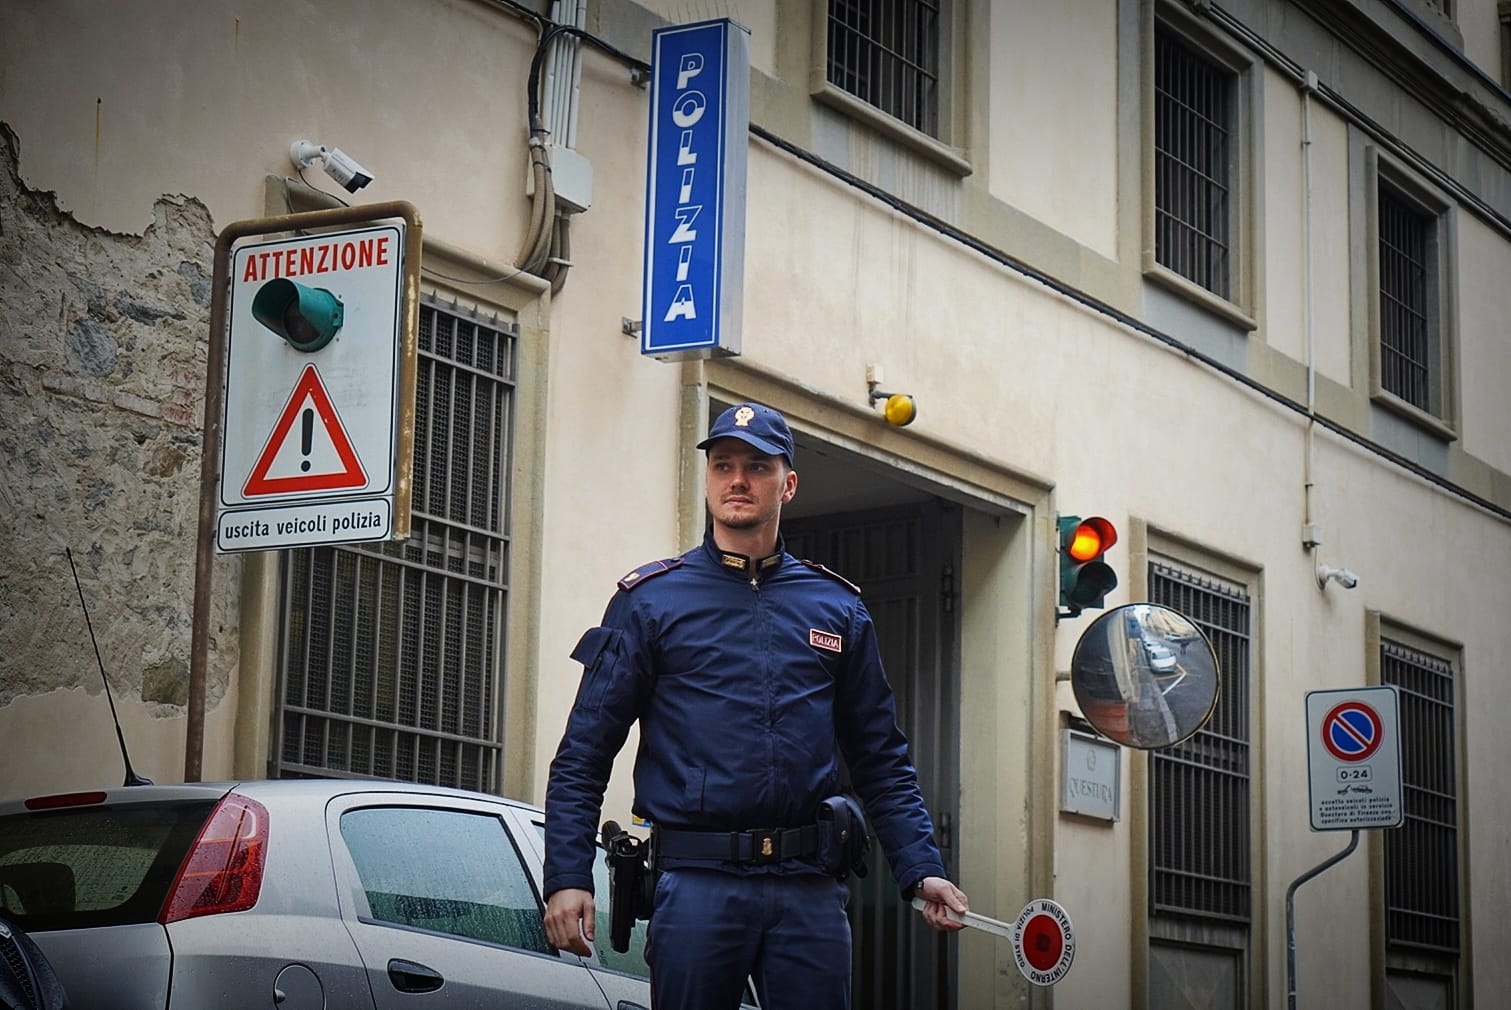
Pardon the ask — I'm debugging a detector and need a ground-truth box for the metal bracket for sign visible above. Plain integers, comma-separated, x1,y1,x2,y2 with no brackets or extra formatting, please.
1284,830,1359,1010
187,201,423,785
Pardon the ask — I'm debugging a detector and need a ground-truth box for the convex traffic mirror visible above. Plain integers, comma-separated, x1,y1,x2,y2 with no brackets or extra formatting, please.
1070,603,1220,749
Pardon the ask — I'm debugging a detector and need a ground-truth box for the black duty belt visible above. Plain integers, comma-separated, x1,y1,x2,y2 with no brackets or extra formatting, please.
655,824,822,865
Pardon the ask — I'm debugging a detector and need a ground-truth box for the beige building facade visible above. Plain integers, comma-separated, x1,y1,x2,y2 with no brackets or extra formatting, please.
2,0,1509,1007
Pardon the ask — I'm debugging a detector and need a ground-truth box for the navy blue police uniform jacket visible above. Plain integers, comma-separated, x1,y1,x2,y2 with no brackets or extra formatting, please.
543,532,948,900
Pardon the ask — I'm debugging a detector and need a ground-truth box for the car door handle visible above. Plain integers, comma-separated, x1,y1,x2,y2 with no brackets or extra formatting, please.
388,958,444,993
616,1003,650,1010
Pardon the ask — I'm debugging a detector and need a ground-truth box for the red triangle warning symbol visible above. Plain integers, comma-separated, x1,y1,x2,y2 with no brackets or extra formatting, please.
243,364,367,497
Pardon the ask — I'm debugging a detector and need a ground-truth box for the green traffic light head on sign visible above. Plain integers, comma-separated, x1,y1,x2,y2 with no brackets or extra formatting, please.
1058,515,1118,617
252,278,344,352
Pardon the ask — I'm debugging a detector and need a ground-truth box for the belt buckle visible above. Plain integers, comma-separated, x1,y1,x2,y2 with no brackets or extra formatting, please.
745,829,780,864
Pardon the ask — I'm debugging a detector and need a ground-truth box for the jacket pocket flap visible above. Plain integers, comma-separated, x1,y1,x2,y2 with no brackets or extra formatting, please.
570,625,619,668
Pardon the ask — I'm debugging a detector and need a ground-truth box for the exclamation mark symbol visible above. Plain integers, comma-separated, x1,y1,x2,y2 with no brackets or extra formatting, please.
300,408,313,472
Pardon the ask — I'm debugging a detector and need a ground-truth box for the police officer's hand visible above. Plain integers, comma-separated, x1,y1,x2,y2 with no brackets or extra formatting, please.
544,888,596,955
915,876,969,932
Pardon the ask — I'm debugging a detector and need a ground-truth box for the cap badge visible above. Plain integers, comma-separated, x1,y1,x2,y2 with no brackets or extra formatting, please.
734,406,755,428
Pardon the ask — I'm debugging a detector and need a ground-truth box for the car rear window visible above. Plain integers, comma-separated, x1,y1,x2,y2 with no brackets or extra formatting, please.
0,800,217,931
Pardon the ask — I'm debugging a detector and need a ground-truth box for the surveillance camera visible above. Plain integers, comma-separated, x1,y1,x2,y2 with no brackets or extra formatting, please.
1317,565,1360,590
321,148,373,193
289,139,374,194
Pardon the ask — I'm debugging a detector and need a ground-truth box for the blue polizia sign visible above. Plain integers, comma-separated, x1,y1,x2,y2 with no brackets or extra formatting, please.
640,19,749,359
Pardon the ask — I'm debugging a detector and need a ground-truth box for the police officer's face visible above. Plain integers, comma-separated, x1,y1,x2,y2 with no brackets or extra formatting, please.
705,440,797,531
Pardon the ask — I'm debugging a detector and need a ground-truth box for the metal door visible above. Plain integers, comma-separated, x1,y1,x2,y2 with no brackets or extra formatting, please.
784,501,961,1010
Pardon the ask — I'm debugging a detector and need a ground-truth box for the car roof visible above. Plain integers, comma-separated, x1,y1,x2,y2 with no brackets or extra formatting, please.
0,778,543,816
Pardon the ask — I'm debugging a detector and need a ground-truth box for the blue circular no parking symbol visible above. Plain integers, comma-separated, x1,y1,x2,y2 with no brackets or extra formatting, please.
1322,701,1383,762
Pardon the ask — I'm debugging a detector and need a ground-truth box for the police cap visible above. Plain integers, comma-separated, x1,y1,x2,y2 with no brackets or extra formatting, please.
697,403,795,466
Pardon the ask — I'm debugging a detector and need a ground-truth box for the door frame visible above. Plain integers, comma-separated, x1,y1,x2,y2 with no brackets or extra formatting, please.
692,363,1056,1008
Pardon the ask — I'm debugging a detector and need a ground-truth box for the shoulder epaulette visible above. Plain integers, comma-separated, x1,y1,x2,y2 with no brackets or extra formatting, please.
799,558,861,595
618,557,684,591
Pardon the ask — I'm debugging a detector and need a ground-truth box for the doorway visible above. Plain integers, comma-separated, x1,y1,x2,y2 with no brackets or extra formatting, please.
784,499,962,1010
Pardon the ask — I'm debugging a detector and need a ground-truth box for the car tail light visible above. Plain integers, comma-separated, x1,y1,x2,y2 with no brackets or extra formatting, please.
159,792,269,923
24,791,108,810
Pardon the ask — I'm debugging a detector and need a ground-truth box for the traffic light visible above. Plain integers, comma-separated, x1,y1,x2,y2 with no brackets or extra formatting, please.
1058,515,1118,617
251,278,344,352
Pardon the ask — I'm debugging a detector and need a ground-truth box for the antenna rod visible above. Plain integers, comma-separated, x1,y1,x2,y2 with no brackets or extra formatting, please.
65,548,152,787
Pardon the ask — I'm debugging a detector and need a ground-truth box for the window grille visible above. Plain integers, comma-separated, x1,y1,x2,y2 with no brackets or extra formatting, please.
827,0,940,137
1381,640,1459,953
274,300,516,791
1377,185,1434,412
1501,4,1511,91
1154,29,1234,298
1149,562,1251,923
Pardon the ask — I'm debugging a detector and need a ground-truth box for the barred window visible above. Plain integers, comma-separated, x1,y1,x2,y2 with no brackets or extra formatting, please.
1154,29,1235,299
1502,4,1511,91
827,0,940,137
1149,562,1251,924
1381,640,1459,954
1377,184,1438,414
274,298,515,790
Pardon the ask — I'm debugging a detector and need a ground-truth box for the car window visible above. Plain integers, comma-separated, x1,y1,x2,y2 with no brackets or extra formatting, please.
527,819,651,977
0,800,216,931
529,819,762,1007
588,841,653,977
340,806,551,955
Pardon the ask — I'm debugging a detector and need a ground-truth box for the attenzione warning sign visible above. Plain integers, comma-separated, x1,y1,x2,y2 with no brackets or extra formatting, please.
217,223,404,552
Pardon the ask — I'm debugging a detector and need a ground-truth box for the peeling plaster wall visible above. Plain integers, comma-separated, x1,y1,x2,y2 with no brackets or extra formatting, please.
0,124,240,790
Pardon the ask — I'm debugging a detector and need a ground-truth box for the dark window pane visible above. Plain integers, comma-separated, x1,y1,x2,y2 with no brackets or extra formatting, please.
1377,186,1434,412
827,0,941,137
1154,30,1234,298
1381,641,1459,954
1149,563,1251,924
275,302,515,791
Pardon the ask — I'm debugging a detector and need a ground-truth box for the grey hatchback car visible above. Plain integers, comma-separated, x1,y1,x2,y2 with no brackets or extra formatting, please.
0,778,741,1009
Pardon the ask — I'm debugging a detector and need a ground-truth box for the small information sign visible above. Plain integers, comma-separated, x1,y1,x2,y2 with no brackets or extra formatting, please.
1305,686,1404,831
1060,728,1120,821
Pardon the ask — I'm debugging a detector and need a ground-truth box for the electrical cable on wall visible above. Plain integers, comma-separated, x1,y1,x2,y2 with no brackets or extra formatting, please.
517,9,603,295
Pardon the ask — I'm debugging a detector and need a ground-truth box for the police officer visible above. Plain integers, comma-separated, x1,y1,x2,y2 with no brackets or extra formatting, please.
543,402,968,1010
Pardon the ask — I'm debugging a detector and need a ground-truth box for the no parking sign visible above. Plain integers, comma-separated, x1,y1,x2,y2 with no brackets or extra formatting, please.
1305,686,1403,830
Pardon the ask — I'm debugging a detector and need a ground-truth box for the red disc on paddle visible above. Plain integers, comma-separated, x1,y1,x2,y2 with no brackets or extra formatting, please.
1022,913,1065,972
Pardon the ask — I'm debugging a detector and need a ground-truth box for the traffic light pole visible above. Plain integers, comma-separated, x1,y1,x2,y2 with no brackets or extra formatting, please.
187,201,421,782
1284,829,1359,1010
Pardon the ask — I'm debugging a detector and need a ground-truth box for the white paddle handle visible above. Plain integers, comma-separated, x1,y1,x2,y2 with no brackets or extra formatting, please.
909,896,1015,939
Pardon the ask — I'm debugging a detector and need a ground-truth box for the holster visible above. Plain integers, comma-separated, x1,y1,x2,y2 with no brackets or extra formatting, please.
600,820,654,954
817,794,871,881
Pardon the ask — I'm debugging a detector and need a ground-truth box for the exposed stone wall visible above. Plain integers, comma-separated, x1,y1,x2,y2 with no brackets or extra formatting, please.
0,123,238,713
